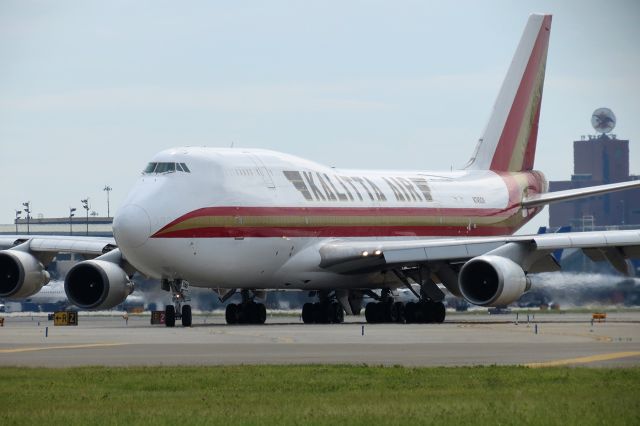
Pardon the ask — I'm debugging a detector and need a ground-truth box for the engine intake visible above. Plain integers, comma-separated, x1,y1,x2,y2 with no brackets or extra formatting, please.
459,255,530,307
65,260,133,310
0,250,50,299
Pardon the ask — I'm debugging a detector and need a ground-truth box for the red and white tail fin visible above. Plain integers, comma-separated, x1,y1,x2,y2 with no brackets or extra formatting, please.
465,14,552,172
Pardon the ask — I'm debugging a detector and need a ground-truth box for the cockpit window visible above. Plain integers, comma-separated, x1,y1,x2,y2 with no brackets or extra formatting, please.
155,162,176,173
144,162,157,173
143,162,191,174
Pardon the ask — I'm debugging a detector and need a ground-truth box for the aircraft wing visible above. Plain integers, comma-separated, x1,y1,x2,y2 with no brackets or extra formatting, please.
0,235,117,258
318,229,640,276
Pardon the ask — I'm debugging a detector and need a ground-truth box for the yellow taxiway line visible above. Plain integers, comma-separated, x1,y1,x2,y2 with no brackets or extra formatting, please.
0,343,128,354
525,351,640,368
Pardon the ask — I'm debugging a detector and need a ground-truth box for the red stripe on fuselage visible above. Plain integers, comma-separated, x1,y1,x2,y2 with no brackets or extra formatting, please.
154,225,518,239
150,172,543,239
154,205,518,234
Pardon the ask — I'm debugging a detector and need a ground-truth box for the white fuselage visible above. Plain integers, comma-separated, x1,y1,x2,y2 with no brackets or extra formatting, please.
113,147,546,290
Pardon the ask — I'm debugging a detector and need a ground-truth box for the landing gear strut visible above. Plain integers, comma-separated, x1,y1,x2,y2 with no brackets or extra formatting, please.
225,290,267,325
301,291,345,324
163,279,192,327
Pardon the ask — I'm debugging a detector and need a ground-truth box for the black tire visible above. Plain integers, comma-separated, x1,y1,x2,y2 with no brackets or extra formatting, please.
329,302,344,324
421,301,435,323
392,301,405,323
365,303,377,323
165,305,175,327
225,304,238,324
414,302,427,323
240,302,255,324
334,303,344,323
181,305,192,327
405,302,416,323
312,303,326,324
256,303,267,324
302,303,314,324
433,301,446,323
388,302,398,323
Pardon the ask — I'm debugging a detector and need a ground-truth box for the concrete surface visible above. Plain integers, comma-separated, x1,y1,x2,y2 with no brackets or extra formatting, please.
0,311,639,367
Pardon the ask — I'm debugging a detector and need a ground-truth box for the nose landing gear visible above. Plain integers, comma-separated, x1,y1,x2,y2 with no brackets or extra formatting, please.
162,279,192,327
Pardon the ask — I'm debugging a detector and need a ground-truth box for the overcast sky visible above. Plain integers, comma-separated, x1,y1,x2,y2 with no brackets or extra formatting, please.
1,0,639,234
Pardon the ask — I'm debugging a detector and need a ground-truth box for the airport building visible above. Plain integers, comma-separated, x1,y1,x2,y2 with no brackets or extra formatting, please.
549,109,640,230
0,216,113,237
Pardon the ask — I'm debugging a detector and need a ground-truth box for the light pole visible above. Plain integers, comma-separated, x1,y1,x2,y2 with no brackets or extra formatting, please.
81,198,90,236
103,185,112,218
69,207,76,236
22,202,31,235
15,210,21,234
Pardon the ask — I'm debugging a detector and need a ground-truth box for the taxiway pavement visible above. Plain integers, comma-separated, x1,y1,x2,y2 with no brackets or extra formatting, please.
1,311,639,367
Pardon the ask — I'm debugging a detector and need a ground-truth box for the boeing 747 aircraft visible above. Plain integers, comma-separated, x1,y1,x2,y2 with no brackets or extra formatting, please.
1,14,639,327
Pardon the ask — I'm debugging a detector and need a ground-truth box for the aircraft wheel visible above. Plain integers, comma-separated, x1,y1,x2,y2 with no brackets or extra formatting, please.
334,303,344,323
388,302,398,323
181,305,192,327
302,303,314,323
225,304,238,324
392,302,405,323
433,302,446,323
256,303,267,324
329,302,344,323
313,303,327,324
245,302,259,324
405,302,416,323
421,301,435,323
165,305,175,327
365,303,378,323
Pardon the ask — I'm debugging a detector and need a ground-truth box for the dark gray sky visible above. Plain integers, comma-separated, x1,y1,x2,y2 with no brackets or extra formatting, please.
1,0,639,233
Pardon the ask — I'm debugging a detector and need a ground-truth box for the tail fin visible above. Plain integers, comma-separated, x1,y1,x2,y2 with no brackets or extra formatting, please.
465,14,552,172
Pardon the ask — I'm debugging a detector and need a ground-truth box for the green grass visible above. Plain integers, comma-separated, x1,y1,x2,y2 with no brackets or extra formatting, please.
1,366,638,425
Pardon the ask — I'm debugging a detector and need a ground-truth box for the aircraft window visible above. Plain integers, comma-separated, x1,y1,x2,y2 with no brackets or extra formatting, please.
180,163,190,173
155,162,176,173
176,163,184,172
144,162,158,173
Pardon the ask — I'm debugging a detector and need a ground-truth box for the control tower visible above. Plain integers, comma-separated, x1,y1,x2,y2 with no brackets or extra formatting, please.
549,108,640,229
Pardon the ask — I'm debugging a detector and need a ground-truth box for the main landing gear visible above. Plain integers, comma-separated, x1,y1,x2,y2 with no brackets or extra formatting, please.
162,279,192,327
301,291,345,324
225,290,267,324
365,271,447,324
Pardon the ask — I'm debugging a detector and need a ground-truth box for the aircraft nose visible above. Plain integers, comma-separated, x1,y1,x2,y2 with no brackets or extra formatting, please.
113,204,151,249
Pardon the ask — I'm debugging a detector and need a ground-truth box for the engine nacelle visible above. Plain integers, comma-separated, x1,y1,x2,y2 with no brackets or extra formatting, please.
458,255,531,307
0,250,50,299
65,260,134,310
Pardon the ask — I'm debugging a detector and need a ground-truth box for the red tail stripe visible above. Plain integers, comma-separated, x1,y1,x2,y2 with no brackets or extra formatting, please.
490,15,551,171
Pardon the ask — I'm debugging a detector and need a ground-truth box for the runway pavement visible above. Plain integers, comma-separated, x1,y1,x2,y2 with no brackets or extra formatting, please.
1,310,639,367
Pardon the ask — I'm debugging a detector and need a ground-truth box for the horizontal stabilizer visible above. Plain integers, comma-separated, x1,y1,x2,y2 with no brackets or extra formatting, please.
522,180,640,208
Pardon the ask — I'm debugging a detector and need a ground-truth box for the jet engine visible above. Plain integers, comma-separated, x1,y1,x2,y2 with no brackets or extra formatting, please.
458,255,531,307
65,260,133,310
0,250,50,299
